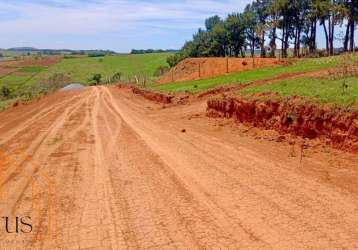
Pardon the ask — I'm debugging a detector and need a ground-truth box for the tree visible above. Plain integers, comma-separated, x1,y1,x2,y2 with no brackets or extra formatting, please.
243,3,260,57
209,21,228,56
205,15,222,31
170,0,356,63
319,0,347,55
343,0,358,52
267,0,282,57
226,13,246,56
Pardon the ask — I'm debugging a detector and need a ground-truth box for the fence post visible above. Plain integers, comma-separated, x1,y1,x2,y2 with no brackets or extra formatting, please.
226,57,229,73
198,61,201,79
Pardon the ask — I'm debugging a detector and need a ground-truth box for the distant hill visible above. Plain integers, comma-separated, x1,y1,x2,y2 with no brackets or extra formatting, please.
4,47,117,55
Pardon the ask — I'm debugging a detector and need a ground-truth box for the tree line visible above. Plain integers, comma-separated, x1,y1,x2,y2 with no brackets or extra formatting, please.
167,0,357,67
131,49,178,54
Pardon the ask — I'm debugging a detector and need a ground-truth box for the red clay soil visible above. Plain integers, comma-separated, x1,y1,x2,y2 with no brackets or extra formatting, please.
207,93,358,153
129,85,174,104
157,57,285,84
1,86,358,249
0,56,62,67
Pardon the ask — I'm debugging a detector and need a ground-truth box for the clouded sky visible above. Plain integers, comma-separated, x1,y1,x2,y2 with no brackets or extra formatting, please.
0,0,251,52
0,0,356,52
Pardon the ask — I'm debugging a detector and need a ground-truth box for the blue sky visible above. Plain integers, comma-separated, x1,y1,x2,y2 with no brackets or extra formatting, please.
0,0,356,52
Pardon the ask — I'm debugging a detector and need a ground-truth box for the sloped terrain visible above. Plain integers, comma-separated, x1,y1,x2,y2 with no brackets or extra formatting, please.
157,57,283,84
207,93,358,152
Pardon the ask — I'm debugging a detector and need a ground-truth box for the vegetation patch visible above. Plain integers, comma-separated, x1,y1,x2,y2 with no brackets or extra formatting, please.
18,66,45,73
240,76,358,105
152,56,340,93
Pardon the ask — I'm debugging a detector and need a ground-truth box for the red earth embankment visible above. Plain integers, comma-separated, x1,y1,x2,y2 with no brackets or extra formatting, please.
207,94,358,152
157,57,285,84
129,85,174,104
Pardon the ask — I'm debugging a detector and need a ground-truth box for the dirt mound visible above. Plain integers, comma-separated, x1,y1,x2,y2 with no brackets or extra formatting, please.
130,85,174,104
157,57,284,84
207,93,358,152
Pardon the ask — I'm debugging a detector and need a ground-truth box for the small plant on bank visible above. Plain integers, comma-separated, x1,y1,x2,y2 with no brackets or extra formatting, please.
153,66,170,77
89,73,102,86
1,86,11,98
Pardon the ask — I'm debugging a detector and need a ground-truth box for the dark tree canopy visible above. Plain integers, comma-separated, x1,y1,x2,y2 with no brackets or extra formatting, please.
168,0,357,66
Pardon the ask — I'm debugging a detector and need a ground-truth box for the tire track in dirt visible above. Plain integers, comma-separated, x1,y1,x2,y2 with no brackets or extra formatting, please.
0,88,95,249
106,86,358,249
0,86,357,249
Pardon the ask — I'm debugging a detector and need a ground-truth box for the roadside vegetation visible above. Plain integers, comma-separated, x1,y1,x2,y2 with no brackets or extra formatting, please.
240,76,358,105
151,56,341,92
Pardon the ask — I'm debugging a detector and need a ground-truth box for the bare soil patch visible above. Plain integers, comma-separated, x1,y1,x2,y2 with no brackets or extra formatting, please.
0,56,62,68
157,57,284,84
122,84,174,104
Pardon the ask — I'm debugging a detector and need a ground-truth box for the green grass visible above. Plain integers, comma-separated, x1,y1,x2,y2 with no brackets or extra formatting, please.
28,53,171,86
19,66,45,73
0,75,33,92
240,77,358,105
0,53,171,110
151,56,341,93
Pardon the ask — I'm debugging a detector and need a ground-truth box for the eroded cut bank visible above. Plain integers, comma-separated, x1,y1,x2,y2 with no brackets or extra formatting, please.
207,93,358,152
118,84,174,104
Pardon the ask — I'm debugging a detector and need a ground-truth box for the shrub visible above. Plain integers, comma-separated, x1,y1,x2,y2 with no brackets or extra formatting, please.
153,66,170,77
89,73,102,85
111,72,122,82
1,86,11,98
47,73,70,89
88,53,105,57
167,53,182,67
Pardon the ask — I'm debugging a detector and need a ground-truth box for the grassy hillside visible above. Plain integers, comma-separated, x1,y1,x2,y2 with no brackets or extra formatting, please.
28,53,171,85
240,76,358,105
151,56,341,93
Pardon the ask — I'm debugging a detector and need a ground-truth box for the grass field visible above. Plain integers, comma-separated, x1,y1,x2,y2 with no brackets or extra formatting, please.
240,76,358,105
0,53,171,110
27,53,171,86
151,56,341,93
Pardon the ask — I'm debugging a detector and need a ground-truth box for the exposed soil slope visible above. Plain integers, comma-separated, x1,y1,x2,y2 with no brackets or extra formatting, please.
0,86,357,249
157,57,283,83
207,93,358,152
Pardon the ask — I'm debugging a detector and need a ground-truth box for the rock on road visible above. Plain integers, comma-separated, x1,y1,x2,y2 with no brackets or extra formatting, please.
0,86,357,249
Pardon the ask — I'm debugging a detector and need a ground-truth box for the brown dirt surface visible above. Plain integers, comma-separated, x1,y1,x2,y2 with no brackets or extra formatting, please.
130,85,174,104
157,57,284,84
0,67,17,77
0,86,357,249
0,56,62,68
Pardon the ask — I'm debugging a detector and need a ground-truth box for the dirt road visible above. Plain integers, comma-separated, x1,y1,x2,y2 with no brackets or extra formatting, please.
0,86,357,249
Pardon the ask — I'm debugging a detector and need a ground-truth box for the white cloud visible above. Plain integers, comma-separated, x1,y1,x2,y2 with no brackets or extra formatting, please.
0,0,251,35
